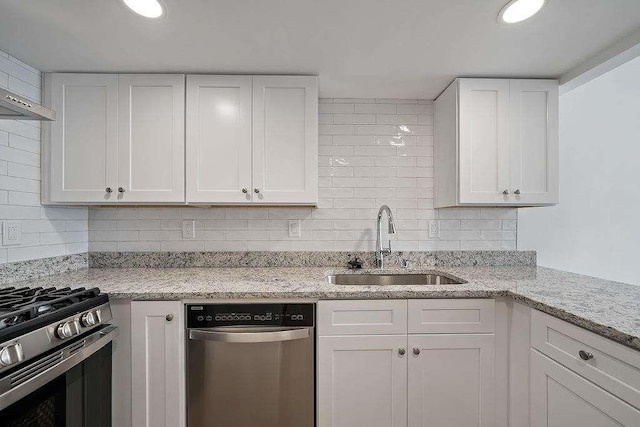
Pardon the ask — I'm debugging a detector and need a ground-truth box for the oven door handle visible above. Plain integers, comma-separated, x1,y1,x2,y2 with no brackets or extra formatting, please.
0,325,118,411
188,327,311,343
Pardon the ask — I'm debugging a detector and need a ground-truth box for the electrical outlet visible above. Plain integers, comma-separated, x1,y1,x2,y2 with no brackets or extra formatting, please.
3,221,22,246
428,220,440,239
182,220,196,239
288,220,301,238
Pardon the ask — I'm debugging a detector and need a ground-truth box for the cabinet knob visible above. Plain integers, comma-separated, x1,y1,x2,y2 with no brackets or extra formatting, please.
105,187,113,193
254,188,260,194
118,187,125,193
514,189,521,195
413,348,421,356
398,348,406,356
166,314,174,322
502,190,509,195
578,350,593,361
242,188,248,194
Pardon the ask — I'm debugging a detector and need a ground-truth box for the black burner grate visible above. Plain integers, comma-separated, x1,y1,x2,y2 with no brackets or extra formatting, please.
0,287,107,343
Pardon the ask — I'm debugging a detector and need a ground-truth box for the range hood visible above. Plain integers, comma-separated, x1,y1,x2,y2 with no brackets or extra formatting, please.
0,87,55,121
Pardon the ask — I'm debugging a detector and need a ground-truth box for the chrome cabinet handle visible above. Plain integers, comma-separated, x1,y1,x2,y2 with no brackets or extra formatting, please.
579,350,593,361
502,190,509,195
166,314,174,322
118,187,125,193
514,189,521,195
413,348,421,356
242,188,248,194
254,188,260,193
398,348,406,356
105,187,113,193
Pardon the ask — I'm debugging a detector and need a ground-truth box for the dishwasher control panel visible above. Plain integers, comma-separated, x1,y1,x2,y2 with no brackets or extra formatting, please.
186,303,315,327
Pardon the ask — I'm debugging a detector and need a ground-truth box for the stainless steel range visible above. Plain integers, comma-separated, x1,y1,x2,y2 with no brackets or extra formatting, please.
0,286,118,426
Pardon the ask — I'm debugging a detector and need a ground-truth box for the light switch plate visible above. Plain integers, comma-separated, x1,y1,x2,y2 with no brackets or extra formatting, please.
182,220,196,239
288,220,301,238
3,221,22,246
428,220,440,239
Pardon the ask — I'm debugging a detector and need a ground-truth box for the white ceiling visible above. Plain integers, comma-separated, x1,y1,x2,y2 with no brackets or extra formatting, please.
1,0,639,98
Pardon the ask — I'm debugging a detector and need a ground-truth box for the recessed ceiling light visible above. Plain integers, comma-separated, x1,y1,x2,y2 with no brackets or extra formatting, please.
499,0,546,24
122,0,165,19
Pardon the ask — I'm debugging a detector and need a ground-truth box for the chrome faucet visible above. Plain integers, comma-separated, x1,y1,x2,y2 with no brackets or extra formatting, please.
375,205,396,269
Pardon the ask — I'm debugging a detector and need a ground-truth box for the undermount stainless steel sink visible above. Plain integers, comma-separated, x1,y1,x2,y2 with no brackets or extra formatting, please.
325,272,466,286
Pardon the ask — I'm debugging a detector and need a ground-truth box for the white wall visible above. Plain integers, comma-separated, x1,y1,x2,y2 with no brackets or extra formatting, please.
519,55,640,285
0,49,88,263
89,98,517,252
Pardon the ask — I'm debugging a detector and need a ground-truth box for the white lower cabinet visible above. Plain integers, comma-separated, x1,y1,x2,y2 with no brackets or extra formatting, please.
130,301,185,427
408,334,495,427
317,299,496,427
528,308,640,427
318,335,408,427
531,350,640,427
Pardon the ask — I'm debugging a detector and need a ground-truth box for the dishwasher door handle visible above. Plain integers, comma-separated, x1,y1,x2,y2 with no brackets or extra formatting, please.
188,327,311,343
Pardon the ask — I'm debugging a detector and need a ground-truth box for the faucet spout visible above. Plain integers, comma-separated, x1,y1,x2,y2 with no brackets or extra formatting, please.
375,205,396,269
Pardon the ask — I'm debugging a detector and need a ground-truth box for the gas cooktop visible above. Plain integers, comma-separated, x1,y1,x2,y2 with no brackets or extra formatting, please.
0,287,108,343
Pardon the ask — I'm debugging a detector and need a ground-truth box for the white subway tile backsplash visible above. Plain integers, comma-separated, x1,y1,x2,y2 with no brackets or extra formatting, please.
355,103,396,114
333,114,376,124
88,98,517,252
354,124,397,135
319,103,354,113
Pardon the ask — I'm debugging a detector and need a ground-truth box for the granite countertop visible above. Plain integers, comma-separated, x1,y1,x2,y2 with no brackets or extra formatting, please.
4,265,640,351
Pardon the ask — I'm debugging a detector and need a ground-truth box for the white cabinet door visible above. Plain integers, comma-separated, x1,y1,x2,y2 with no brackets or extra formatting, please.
318,335,408,427
118,74,185,203
458,79,510,204
46,73,118,203
252,76,318,205
408,334,495,427
131,301,185,427
509,80,559,205
531,350,640,427
186,75,252,204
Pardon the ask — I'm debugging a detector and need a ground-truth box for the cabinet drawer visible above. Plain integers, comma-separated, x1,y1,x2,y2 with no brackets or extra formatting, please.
408,299,494,334
531,309,640,408
317,300,407,336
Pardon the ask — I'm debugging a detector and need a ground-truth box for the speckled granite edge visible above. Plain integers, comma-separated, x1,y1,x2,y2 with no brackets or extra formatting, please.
0,253,88,285
89,250,536,268
509,293,640,350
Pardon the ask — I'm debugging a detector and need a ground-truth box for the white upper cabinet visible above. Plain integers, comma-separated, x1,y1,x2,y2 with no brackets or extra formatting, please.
118,74,185,203
458,79,511,205
434,78,559,207
252,76,318,204
186,75,253,204
186,75,318,205
45,73,318,205
44,73,185,204
509,80,559,205
44,73,118,203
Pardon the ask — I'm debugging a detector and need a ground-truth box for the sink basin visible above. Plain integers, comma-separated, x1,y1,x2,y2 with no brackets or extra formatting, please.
325,272,466,286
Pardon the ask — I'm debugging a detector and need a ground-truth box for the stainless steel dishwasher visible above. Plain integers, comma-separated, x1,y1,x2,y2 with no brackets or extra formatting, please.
186,303,315,427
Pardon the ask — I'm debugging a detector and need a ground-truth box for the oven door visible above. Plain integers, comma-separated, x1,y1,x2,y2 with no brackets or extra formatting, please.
0,325,118,427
